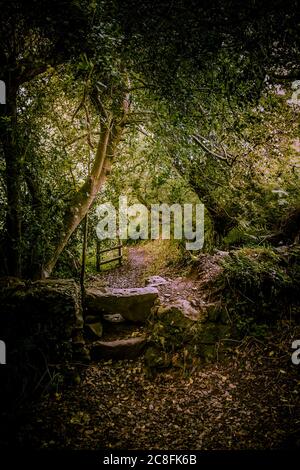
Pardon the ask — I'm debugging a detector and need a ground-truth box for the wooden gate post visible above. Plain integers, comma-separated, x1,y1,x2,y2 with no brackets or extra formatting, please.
95,240,123,270
96,239,101,272
118,237,123,266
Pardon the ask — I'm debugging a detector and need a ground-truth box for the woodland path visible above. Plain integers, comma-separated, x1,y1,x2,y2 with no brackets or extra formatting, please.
89,244,210,312
15,245,300,450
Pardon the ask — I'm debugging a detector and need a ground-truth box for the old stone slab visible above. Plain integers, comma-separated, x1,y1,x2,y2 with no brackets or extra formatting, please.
90,335,147,360
85,286,159,323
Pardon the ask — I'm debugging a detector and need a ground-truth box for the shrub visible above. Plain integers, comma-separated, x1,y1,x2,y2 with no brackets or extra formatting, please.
216,245,300,334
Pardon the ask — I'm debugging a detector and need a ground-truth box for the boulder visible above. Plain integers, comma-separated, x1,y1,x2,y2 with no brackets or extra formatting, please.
155,304,195,329
85,286,159,323
172,299,200,321
90,335,147,360
153,298,200,326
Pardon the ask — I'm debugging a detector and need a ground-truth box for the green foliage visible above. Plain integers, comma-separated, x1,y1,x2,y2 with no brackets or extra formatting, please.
150,309,192,353
216,246,300,335
0,0,300,277
145,307,198,375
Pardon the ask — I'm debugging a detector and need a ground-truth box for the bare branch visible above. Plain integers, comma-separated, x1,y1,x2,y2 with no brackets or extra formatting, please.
192,134,230,163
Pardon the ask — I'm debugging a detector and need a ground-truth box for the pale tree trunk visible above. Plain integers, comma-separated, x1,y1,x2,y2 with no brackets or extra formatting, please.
42,95,129,278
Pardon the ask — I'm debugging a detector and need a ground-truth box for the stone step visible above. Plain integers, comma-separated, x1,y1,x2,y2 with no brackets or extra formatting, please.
84,286,159,323
90,335,147,360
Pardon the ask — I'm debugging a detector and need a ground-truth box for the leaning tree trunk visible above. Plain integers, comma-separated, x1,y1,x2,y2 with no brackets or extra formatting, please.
42,125,110,278
42,94,129,279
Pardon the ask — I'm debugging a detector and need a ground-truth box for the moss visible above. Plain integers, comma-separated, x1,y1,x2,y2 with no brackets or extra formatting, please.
144,345,171,370
149,306,193,353
147,302,234,372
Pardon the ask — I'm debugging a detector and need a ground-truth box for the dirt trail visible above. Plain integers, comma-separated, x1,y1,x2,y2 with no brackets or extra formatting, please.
12,245,300,450
88,245,211,312
92,245,151,288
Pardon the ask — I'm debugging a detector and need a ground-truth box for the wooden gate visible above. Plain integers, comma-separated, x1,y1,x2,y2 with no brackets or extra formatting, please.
96,239,123,271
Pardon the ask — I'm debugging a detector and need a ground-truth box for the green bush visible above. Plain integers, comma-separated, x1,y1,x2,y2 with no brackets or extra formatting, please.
216,245,300,334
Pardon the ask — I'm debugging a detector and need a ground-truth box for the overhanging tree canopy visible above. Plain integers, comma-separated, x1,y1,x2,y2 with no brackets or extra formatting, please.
0,0,299,278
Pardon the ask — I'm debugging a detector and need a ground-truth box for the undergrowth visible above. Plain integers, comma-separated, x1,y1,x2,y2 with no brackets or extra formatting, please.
216,245,300,336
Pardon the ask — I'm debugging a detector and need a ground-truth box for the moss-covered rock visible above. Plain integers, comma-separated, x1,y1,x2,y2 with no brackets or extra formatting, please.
194,322,232,361
0,278,89,406
144,345,171,370
147,299,233,370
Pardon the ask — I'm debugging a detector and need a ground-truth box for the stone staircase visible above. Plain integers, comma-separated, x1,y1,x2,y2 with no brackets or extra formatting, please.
83,275,230,363
83,284,160,361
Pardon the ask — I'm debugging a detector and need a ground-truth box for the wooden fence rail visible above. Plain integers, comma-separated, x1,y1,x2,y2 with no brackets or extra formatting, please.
96,239,123,271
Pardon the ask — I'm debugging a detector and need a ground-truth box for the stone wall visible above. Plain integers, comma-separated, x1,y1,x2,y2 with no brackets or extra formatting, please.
0,278,88,407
